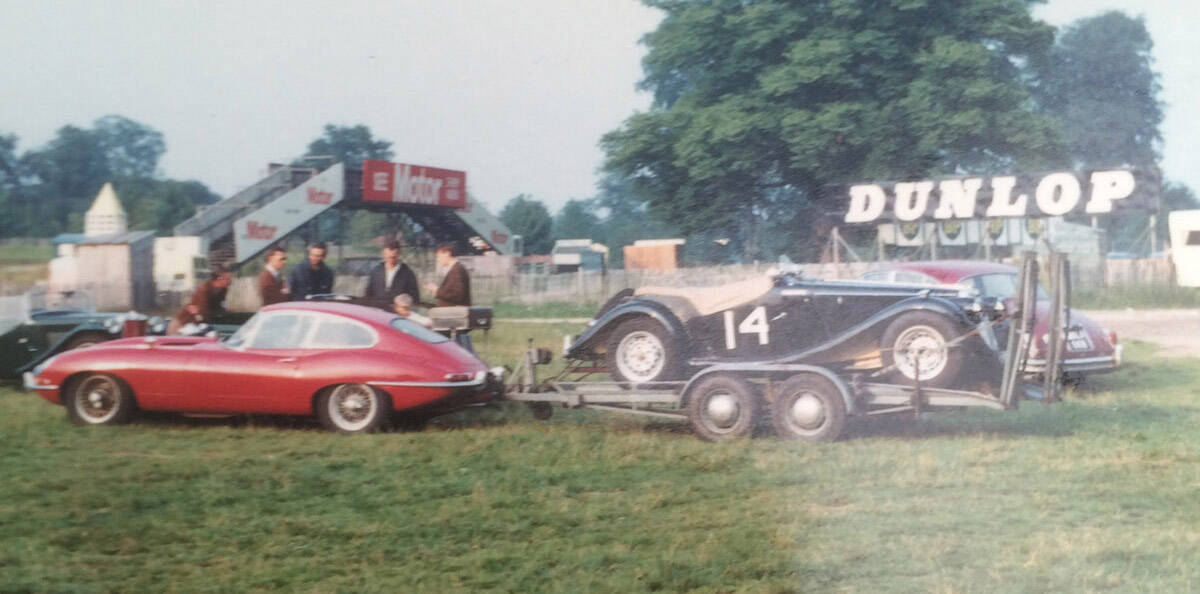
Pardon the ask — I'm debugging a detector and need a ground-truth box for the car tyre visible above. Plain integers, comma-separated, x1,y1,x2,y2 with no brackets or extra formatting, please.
605,317,682,386
317,383,391,434
686,374,760,442
770,374,846,442
66,373,136,426
880,312,964,389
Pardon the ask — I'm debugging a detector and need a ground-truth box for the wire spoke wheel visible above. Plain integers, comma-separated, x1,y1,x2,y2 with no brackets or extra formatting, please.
319,383,388,434
67,373,135,426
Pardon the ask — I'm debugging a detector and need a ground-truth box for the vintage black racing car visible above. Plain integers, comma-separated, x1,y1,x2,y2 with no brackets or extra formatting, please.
566,270,1007,389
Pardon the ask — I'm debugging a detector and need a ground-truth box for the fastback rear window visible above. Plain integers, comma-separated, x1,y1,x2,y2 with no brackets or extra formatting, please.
389,318,449,343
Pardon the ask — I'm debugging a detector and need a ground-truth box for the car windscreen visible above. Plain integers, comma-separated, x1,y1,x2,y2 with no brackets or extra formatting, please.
390,317,449,343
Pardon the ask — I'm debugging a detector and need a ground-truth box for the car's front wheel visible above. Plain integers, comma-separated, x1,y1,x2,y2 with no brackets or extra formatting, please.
880,312,965,389
66,373,136,426
604,317,683,386
317,383,391,434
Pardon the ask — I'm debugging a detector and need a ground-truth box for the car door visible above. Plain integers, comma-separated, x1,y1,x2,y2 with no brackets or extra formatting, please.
192,311,316,413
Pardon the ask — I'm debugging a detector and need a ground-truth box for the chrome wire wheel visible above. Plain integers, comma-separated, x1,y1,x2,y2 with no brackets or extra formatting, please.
327,383,378,432
892,324,949,382
73,375,121,424
615,330,666,383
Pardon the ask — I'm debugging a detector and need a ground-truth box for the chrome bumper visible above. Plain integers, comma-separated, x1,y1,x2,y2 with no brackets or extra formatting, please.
23,371,57,391
1026,345,1122,375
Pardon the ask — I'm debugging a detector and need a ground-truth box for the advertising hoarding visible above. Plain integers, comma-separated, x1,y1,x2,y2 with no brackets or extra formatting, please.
833,168,1159,225
361,160,467,209
233,164,345,262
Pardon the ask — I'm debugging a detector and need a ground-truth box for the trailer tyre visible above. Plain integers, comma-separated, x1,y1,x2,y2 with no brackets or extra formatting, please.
686,374,760,442
770,374,846,442
605,317,682,387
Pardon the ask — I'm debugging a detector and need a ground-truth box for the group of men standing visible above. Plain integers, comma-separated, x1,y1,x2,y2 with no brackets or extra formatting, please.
170,239,471,333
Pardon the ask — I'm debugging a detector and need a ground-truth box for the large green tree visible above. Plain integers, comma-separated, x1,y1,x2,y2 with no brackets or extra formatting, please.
553,199,602,241
603,0,1065,259
1035,11,1161,170
500,194,554,254
303,124,393,167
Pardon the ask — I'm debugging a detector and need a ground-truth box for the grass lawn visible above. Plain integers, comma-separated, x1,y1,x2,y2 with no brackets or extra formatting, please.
2,322,1198,592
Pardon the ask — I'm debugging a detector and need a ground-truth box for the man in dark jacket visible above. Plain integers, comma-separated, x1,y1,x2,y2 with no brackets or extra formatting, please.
425,243,471,306
289,242,334,300
363,239,419,310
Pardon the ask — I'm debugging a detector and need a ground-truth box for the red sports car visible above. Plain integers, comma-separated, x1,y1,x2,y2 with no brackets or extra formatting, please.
861,260,1121,377
23,302,501,433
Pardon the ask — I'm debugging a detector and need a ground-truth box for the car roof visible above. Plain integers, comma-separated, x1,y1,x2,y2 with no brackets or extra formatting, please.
259,301,396,326
877,260,1018,284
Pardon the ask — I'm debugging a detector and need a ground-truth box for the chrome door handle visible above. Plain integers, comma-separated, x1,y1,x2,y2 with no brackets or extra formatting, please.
277,357,297,363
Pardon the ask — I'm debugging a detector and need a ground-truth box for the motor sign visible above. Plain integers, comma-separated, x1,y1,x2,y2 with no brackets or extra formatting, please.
233,164,345,262
361,160,467,209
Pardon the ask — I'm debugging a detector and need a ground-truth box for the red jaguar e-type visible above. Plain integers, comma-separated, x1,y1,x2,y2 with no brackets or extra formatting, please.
23,301,501,433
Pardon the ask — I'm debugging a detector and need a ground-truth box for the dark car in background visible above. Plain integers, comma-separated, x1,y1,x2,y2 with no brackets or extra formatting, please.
861,260,1121,377
0,290,166,379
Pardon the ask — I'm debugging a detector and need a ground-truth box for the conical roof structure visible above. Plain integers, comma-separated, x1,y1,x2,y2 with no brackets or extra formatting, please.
84,182,128,237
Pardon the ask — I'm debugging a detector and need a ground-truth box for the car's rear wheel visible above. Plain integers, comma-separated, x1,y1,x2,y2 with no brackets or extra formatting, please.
66,373,136,426
880,312,964,389
317,383,390,434
686,374,760,442
770,374,846,442
605,317,682,386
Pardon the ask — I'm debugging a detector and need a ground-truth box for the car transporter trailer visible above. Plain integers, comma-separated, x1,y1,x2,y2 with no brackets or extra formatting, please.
504,252,1073,442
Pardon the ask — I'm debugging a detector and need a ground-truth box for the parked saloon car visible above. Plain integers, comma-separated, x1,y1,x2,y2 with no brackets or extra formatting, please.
0,291,166,379
24,301,503,433
860,260,1121,377
567,269,1006,390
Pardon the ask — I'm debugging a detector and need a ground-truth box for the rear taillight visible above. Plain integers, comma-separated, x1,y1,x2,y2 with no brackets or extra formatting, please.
1108,330,1118,346
444,373,472,383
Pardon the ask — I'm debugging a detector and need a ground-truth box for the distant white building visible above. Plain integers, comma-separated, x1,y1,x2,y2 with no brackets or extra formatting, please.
50,183,156,310
84,182,128,237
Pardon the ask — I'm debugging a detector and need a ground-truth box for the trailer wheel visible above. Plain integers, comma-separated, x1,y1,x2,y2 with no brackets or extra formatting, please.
528,401,554,420
770,374,846,442
686,374,760,442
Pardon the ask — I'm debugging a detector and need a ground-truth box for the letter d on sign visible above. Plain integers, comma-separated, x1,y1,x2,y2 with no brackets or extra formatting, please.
1086,170,1137,214
845,185,886,224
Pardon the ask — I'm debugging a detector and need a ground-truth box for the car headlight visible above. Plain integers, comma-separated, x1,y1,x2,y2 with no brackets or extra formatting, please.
148,316,167,335
103,316,124,334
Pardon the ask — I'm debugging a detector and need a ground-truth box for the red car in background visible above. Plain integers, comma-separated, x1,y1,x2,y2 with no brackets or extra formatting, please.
24,302,502,433
861,261,1121,378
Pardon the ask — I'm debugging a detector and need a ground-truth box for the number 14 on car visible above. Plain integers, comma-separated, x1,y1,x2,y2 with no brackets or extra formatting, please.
724,306,770,349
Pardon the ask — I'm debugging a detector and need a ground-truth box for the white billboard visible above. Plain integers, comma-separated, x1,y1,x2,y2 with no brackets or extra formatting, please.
454,195,521,255
233,164,345,263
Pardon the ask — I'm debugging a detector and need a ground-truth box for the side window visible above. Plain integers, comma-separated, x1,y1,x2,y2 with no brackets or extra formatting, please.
247,313,315,349
307,316,375,348
894,271,933,284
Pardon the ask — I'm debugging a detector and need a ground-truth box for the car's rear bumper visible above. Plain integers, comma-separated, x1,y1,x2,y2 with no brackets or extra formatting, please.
1026,345,1122,375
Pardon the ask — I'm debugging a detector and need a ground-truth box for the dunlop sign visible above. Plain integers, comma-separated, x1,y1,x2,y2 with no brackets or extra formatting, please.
838,169,1158,225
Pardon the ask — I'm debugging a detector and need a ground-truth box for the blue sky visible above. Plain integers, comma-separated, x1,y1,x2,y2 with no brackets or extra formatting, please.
1,1,1195,212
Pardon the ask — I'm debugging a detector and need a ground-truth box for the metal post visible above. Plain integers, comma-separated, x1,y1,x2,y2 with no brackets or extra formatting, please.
1150,214,1158,254
831,227,841,267
929,225,938,260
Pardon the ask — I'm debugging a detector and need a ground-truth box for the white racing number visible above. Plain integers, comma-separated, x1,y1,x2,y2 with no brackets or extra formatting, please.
723,306,770,349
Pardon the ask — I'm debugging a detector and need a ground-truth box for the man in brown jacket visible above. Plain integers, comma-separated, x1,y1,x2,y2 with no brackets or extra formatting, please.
258,247,290,306
168,266,233,334
425,243,471,307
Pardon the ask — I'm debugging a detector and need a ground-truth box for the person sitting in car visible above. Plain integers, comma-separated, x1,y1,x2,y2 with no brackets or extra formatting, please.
169,266,232,334
393,294,432,329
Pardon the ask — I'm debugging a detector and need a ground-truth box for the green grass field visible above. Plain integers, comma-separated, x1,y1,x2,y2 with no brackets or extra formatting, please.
2,323,1198,592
